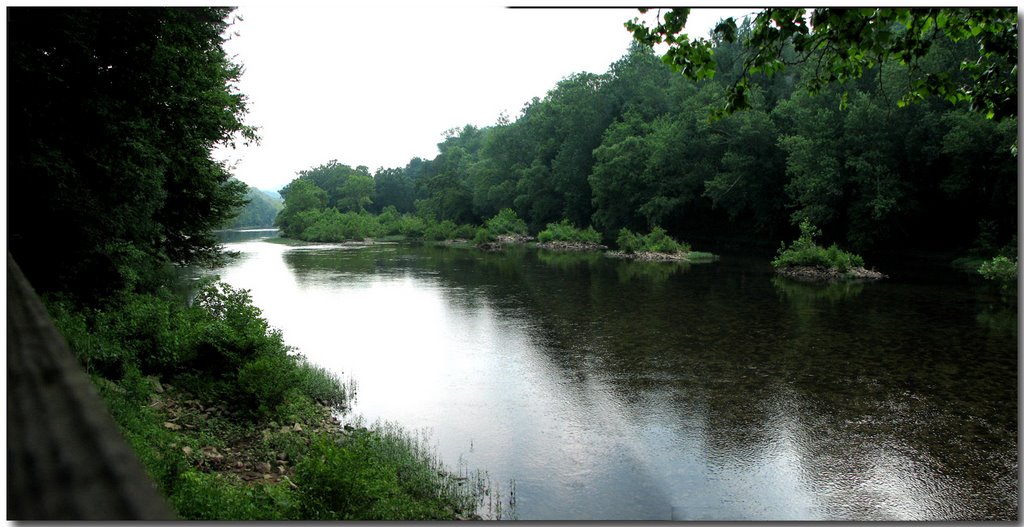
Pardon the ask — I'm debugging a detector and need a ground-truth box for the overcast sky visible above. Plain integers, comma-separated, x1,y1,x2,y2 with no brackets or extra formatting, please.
212,5,753,191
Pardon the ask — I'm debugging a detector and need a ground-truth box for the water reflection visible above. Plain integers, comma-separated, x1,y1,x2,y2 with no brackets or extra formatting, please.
212,239,1017,520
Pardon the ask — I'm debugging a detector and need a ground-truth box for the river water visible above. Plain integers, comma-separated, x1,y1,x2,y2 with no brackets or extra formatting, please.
213,232,1017,520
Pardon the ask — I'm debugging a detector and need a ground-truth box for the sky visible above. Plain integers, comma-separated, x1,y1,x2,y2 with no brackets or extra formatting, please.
212,5,754,191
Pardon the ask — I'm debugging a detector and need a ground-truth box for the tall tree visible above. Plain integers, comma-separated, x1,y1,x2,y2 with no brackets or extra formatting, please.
8,7,255,298
628,8,1018,122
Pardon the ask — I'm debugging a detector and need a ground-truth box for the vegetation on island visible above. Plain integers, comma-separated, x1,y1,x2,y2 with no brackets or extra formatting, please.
8,7,488,520
537,220,605,248
771,219,882,280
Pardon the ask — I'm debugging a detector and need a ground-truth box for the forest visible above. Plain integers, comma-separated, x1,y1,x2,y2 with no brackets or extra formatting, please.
278,13,1016,264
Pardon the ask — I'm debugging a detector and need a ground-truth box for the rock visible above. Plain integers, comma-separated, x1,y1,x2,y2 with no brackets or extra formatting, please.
292,423,303,432
279,425,291,434
147,377,164,393
257,462,272,473
277,465,286,475
163,421,182,431
181,446,193,455
201,447,223,461
277,452,288,461
775,265,887,282
537,241,607,252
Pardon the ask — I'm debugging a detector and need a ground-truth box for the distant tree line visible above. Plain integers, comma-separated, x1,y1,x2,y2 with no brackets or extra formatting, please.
223,185,283,229
280,13,1016,258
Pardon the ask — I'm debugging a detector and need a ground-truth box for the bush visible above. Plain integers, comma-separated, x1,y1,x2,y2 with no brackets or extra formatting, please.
616,226,689,253
423,219,457,241
295,430,470,520
172,471,292,520
538,219,602,244
301,209,383,242
472,227,496,245
772,219,865,272
238,352,300,415
979,255,1018,293
484,208,527,236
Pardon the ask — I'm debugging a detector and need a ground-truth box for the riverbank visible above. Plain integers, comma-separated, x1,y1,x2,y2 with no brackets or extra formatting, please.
46,281,490,520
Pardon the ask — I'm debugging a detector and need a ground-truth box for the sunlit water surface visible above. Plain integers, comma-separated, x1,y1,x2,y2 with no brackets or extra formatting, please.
212,233,1017,520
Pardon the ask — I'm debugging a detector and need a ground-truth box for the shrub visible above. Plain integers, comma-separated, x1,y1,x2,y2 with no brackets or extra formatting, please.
484,208,527,236
472,227,496,245
979,255,1018,293
538,219,602,244
772,219,865,272
397,215,427,239
238,352,300,415
616,226,689,253
423,219,457,241
301,209,383,241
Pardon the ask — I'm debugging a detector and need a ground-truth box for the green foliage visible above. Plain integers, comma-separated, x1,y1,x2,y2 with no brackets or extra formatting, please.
473,227,497,245
484,208,528,236
616,226,690,254
293,358,347,409
772,219,866,272
172,472,292,520
537,219,603,244
8,7,255,300
49,279,346,417
91,366,191,494
295,429,472,520
979,255,1018,294
629,8,1018,121
300,210,384,242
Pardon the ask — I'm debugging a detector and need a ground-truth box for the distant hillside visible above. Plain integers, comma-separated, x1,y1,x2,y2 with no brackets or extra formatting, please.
224,185,284,229
260,189,282,200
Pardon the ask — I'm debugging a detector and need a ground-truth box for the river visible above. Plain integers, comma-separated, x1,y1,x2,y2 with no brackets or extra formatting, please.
212,231,1017,520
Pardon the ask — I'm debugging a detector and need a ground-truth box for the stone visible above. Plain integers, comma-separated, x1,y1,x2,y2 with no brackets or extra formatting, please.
181,446,193,455
292,423,303,432
147,377,164,393
163,421,181,431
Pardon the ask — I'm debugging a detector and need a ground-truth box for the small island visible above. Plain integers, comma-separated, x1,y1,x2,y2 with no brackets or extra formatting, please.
535,219,608,251
772,220,886,281
606,226,717,262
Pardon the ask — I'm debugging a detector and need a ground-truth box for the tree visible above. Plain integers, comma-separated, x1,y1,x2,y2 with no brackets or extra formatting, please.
8,7,256,298
627,8,1017,121
372,167,416,213
276,179,328,237
337,174,375,213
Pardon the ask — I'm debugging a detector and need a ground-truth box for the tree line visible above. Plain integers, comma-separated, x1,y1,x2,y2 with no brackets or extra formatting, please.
279,13,1016,259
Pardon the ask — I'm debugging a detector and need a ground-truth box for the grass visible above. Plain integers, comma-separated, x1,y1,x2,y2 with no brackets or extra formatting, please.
46,280,492,520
